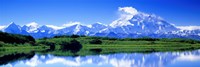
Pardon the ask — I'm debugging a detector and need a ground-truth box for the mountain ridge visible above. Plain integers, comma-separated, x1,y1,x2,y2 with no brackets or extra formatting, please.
0,7,200,39
0,21,199,40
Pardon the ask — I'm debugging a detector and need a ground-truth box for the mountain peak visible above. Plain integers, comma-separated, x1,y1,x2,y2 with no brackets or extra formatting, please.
110,7,167,28
8,22,17,26
4,22,22,34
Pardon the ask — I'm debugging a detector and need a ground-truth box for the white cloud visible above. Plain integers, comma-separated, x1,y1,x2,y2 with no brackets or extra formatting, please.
118,7,138,20
177,26,200,30
119,7,138,17
110,7,138,27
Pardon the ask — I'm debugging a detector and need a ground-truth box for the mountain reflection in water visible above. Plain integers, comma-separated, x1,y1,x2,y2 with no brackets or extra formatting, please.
1,50,200,67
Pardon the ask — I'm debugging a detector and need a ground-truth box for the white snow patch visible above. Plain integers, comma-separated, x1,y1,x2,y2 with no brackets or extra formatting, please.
142,25,145,30
87,25,92,28
63,21,80,27
85,31,89,35
73,25,81,34
46,25,65,30
99,28,108,33
0,26,5,30
159,26,162,30
198,33,200,36
26,22,39,27
96,22,108,26
41,30,45,32
26,22,39,33
158,22,163,25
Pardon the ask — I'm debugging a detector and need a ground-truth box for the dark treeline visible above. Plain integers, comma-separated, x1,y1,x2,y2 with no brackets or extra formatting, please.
89,39,102,44
51,35,200,44
53,34,86,38
0,31,35,44
52,35,159,41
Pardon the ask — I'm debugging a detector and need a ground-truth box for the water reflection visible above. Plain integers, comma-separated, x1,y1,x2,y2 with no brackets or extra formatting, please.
0,52,35,65
1,50,200,67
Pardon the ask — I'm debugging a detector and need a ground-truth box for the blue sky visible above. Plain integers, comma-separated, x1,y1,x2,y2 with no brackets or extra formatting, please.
0,0,200,26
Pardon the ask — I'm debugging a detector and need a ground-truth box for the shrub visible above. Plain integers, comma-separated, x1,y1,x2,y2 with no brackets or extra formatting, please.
29,41,37,46
60,41,70,51
0,41,4,47
89,48,102,54
90,39,102,44
60,39,82,53
53,35,70,38
26,35,36,43
49,44,55,50
70,34,80,38
37,40,55,46
69,39,82,53
149,41,155,45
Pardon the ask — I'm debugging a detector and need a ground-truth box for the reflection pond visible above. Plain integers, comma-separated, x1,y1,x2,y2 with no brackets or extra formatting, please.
1,50,200,67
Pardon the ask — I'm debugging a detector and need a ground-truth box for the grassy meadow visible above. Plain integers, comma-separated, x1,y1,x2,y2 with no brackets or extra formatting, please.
1,34,200,57
35,35,200,56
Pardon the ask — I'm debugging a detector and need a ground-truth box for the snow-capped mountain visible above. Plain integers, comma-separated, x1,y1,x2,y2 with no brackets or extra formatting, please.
57,24,89,35
0,7,200,40
4,22,27,34
109,7,178,34
23,22,40,33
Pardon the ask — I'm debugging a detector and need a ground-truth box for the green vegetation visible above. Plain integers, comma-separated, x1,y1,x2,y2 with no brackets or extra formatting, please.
1,33,200,57
60,39,82,53
34,35,200,56
0,31,35,44
0,31,47,57
89,39,102,44
1,33,200,65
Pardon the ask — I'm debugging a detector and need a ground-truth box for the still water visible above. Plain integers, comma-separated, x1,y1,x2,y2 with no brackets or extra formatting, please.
1,50,200,67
